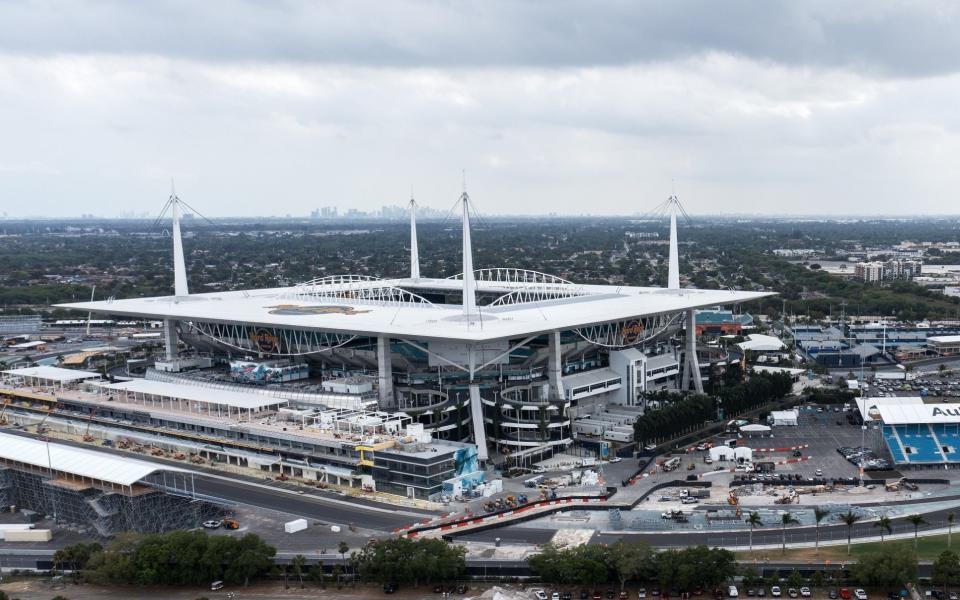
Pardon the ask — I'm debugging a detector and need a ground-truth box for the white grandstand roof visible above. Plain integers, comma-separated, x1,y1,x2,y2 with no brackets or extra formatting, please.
873,400,960,425
0,431,189,487
929,335,960,344
2,365,100,382
98,379,288,411
57,277,771,343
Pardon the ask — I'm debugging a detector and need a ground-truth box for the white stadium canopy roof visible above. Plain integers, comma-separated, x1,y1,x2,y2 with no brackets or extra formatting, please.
56,277,771,343
0,431,189,487
97,379,287,411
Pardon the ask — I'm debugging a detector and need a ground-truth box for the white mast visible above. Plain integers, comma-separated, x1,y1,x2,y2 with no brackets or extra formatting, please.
667,195,680,290
461,187,477,317
409,195,420,280
171,182,189,297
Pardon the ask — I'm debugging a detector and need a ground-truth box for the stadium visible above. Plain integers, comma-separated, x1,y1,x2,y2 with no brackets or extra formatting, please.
57,192,770,468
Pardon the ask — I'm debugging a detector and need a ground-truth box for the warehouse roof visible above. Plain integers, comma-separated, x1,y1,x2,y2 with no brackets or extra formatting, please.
0,432,189,487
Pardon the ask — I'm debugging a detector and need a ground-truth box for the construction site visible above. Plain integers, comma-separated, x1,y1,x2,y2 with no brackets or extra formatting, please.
0,432,222,539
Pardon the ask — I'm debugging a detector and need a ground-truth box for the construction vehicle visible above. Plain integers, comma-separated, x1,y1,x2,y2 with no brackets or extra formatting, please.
222,518,240,530
82,407,98,443
35,407,53,434
662,457,682,472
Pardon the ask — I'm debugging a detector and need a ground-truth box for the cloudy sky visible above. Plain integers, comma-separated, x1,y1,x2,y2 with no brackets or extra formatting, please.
1,1,959,217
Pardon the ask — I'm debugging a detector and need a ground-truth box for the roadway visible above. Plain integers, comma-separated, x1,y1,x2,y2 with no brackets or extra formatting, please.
453,501,960,548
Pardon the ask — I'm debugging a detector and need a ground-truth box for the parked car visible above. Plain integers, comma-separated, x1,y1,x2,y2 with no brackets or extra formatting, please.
855,590,868,600
800,588,811,598
639,589,647,599
534,591,548,600
788,589,798,598
840,589,852,600
771,588,782,598
729,587,739,598
201,520,222,529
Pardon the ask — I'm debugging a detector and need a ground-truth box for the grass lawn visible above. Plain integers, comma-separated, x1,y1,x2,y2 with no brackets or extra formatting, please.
736,534,959,562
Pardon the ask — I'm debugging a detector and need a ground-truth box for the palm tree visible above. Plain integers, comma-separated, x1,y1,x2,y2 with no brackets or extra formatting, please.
746,511,763,552
948,512,956,550
814,508,829,552
781,513,799,554
292,554,306,589
840,511,861,556
907,514,927,549
874,516,892,542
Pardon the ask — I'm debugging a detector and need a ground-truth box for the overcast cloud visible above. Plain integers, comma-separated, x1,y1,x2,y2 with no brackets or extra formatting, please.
1,0,959,217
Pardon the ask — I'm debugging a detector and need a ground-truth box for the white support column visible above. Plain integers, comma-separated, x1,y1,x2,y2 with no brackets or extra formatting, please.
409,197,420,280
683,309,703,393
377,336,394,408
163,319,179,360
467,344,488,462
668,199,680,290
547,331,564,400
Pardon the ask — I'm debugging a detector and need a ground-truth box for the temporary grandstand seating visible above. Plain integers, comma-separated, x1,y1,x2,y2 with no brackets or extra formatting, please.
890,424,947,463
931,424,960,461
882,426,908,464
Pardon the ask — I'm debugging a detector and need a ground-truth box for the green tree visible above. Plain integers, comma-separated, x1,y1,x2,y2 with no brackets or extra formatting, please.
292,554,306,589
907,514,927,549
811,570,824,588
840,511,861,556
781,513,799,554
850,544,916,588
610,540,653,591
746,512,763,552
933,550,960,590
813,508,829,553
787,570,804,589
949,513,956,550
310,561,325,588
223,534,276,587
875,516,893,543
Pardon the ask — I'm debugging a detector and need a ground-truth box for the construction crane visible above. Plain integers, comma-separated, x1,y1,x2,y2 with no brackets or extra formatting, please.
0,399,9,426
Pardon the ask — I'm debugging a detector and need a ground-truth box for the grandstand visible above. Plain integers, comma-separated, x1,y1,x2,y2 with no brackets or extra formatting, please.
861,397,960,468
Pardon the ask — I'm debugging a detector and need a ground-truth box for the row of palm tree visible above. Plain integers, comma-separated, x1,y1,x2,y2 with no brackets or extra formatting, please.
744,509,953,556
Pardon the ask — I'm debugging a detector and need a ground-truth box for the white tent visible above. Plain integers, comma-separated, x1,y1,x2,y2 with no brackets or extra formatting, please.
769,409,798,426
709,445,754,462
740,423,772,437
738,334,786,352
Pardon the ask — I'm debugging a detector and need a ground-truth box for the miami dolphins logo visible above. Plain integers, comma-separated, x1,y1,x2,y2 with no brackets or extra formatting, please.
265,304,372,316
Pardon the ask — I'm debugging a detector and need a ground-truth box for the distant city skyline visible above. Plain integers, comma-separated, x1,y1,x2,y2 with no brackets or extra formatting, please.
1,1,960,217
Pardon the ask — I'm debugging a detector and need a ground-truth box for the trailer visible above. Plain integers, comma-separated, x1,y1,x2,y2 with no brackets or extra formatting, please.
602,428,633,443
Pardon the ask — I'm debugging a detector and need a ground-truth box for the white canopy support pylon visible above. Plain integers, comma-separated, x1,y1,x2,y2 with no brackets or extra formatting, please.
668,196,680,290
461,189,478,318
409,196,420,280
171,183,189,298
